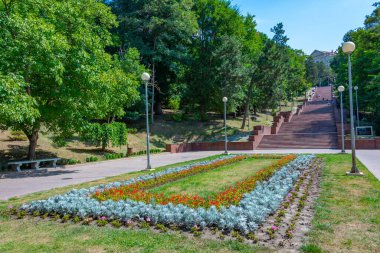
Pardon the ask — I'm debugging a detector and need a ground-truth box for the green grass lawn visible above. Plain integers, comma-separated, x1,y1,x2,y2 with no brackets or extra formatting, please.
302,154,380,253
149,157,277,198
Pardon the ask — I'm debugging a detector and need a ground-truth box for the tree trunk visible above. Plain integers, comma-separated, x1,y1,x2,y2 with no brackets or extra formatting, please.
241,101,248,129
151,62,155,123
241,82,253,129
156,91,163,115
26,129,39,160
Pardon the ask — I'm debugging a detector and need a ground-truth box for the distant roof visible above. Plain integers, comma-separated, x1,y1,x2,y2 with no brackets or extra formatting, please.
310,50,336,57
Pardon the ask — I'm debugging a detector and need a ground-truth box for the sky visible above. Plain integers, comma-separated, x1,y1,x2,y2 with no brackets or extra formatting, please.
231,0,375,54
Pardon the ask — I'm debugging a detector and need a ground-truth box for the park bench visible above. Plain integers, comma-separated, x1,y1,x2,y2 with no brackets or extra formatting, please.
8,158,61,172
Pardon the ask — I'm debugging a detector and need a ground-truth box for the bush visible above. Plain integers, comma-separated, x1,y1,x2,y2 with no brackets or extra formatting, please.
168,96,181,110
171,113,185,122
68,159,80,165
193,112,208,122
124,111,140,121
86,157,99,163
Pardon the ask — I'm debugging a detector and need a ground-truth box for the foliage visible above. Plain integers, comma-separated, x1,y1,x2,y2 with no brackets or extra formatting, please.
109,0,198,114
185,0,249,114
305,57,335,87
0,0,142,159
128,149,162,157
168,96,181,111
170,113,186,122
331,3,380,134
86,157,99,163
82,122,128,151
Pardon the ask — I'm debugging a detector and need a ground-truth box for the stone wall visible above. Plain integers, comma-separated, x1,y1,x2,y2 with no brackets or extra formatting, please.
337,137,380,149
166,141,255,153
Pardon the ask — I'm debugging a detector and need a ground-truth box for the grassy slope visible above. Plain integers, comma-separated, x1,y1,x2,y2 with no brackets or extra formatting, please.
149,158,277,198
0,114,272,165
0,155,268,253
302,154,380,253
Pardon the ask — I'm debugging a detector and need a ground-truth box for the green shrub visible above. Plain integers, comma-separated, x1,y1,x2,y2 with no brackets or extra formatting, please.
168,96,181,110
68,159,78,165
171,113,184,122
193,112,208,122
124,111,140,121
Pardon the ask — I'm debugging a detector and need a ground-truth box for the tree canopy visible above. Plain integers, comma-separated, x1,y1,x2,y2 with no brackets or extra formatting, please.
0,0,142,159
0,0,316,159
331,2,380,134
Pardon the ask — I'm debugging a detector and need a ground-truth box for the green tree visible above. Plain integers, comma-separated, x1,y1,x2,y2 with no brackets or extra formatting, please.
82,122,127,151
240,15,264,129
0,0,140,159
110,0,198,117
331,2,380,134
185,0,247,115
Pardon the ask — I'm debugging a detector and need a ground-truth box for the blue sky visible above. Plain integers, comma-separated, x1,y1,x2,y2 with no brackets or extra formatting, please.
231,0,375,54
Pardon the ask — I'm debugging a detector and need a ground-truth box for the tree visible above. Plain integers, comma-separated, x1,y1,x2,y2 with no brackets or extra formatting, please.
240,15,264,129
82,122,127,151
252,23,291,113
185,0,248,115
271,22,289,46
110,0,198,118
0,0,141,159
331,2,380,134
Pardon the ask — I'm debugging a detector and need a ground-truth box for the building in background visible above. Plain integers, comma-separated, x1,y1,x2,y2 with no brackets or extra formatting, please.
310,50,336,67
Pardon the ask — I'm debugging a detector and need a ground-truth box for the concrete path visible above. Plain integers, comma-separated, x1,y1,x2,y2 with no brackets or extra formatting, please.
357,150,380,180
0,149,378,200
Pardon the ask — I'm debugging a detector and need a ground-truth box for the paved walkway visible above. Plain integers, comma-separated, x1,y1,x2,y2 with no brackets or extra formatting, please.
0,149,378,200
357,150,380,180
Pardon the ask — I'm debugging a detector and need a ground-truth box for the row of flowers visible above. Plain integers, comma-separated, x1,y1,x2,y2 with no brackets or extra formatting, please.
21,154,315,233
94,155,297,208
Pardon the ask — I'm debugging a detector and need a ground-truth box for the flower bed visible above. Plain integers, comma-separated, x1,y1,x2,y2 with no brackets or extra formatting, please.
94,155,296,208
20,154,314,234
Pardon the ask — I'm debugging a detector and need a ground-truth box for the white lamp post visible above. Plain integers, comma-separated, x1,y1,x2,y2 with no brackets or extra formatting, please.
141,72,152,170
342,42,362,175
338,85,345,153
222,97,228,155
354,86,359,127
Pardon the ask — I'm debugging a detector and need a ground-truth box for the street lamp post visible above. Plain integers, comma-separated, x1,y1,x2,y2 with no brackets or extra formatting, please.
141,72,152,170
354,86,360,127
222,97,228,155
338,85,345,153
342,42,362,175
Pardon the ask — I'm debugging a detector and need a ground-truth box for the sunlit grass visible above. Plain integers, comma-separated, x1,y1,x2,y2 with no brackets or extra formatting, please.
302,154,380,253
149,158,277,198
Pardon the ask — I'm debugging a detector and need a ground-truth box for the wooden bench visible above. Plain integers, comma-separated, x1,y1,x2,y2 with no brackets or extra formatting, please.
8,158,61,172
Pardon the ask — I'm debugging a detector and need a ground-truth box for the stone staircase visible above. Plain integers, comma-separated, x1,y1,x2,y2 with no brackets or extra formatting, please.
258,86,338,149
